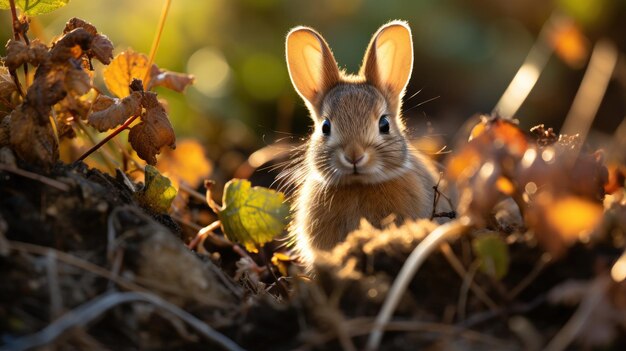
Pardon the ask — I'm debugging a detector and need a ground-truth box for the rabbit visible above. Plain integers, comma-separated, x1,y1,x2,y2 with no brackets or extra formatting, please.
282,20,453,268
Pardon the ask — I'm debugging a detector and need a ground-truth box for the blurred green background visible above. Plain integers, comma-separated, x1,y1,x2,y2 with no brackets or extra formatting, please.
1,0,625,176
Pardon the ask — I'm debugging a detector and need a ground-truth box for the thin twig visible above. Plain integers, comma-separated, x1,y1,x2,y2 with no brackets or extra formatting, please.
0,291,245,351
307,317,509,349
7,0,25,97
179,182,207,203
457,260,480,322
0,164,70,191
365,218,473,351
143,0,172,88
507,253,551,300
75,114,140,163
560,39,618,158
544,276,610,351
187,220,222,250
8,240,149,293
46,250,63,320
440,242,498,311
493,12,556,118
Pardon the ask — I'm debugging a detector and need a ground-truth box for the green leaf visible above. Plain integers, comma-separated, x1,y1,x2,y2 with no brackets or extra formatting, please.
0,0,70,16
472,233,510,279
135,165,177,213
218,179,289,252
0,0,69,15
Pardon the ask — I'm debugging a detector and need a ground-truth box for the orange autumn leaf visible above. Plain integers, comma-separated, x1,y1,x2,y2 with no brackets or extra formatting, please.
157,139,213,188
103,50,151,98
528,194,603,258
545,196,603,238
549,20,590,68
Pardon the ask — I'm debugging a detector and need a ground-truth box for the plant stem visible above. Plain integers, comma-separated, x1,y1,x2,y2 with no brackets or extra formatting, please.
9,0,20,40
143,0,171,88
75,115,140,163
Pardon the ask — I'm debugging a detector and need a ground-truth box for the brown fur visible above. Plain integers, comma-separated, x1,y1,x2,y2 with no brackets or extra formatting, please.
284,21,451,268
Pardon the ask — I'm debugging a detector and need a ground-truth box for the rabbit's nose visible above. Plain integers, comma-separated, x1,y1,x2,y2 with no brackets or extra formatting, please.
344,153,365,165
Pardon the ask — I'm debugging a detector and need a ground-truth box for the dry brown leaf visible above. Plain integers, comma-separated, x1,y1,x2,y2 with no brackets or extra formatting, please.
87,92,142,132
0,67,17,117
4,39,48,71
103,50,150,98
62,18,114,65
157,139,212,187
64,68,91,96
147,64,195,92
9,106,58,167
128,92,175,165
63,17,98,35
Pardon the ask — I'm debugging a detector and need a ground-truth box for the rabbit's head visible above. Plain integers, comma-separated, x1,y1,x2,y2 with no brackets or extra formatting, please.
286,21,415,185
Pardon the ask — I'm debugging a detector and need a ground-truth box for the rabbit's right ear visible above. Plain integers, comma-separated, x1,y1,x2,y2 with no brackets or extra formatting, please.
286,27,340,107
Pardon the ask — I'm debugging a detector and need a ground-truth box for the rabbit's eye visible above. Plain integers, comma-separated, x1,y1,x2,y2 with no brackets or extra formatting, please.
322,118,331,136
379,115,390,134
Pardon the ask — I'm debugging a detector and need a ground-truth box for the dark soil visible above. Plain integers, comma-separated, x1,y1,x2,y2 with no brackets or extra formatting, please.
0,154,625,350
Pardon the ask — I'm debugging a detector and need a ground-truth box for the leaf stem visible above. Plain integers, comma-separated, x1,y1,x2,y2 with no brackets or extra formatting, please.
143,0,171,88
75,115,140,163
9,0,20,40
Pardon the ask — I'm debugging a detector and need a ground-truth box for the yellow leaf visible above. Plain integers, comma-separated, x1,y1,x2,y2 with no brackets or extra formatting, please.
545,196,603,240
218,179,290,252
134,165,177,213
103,50,150,98
157,139,213,188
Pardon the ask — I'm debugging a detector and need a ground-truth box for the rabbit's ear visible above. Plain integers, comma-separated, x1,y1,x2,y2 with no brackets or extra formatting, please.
361,21,413,98
286,27,340,107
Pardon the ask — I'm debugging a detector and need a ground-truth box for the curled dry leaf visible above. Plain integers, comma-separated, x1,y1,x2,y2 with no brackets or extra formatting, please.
8,24,114,167
62,17,114,65
128,92,176,165
4,39,48,71
87,92,142,132
147,64,195,93
446,115,609,258
9,106,58,166
0,67,17,117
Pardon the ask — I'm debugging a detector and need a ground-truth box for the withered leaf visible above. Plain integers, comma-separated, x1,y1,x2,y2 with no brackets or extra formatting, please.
0,67,17,112
63,17,98,35
88,92,142,132
128,92,175,165
9,106,58,168
103,50,151,98
64,68,91,96
147,65,195,93
62,18,114,65
4,39,48,71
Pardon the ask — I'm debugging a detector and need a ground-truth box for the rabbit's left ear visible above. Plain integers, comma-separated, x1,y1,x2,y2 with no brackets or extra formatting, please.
360,20,413,98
